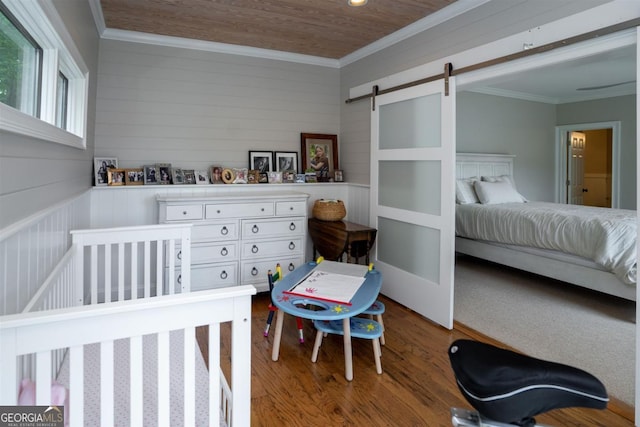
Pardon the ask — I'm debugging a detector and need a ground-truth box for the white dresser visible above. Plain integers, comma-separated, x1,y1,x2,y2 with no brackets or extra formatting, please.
157,191,309,292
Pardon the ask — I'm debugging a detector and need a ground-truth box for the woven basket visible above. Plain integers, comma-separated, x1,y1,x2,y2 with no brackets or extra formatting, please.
312,199,346,221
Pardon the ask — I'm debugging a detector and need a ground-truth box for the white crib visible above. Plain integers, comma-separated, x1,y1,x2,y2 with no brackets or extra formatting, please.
0,224,255,426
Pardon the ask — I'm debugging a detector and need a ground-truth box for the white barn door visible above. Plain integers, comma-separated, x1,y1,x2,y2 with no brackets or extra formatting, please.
370,77,456,329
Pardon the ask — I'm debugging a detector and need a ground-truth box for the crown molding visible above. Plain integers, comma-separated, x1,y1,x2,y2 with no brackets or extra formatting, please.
88,0,490,68
339,0,492,67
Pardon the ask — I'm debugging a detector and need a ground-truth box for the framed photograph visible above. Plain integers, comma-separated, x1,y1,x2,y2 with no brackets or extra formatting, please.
247,170,260,184
282,170,296,183
144,165,159,185
94,157,118,186
275,151,298,173
108,168,126,186
233,168,248,184
172,168,185,184
157,163,172,184
210,166,223,184
300,133,338,182
305,172,317,183
258,172,269,183
125,168,144,185
334,169,344,182
183,169,196,184
268,171,282,183
195,170,209,184
248,151,273,173
295,173,306,183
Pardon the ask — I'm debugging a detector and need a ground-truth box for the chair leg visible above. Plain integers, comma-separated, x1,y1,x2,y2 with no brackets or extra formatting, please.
372,337,383,374
377,314,385,346
311,329,324,363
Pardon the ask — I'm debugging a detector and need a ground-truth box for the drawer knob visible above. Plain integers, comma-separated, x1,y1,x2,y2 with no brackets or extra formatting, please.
251,267,258,276
289,206,293,210
261,207,265,212
221,226,228,235
177,275,182,284
289,222,296,231
289,242,295,250
252,224,259,233
251,245,259,254
177,250,182,260
220,270,228,280
217,209,221,214
182,211,187,215
221,247,228,256
288,263,295,272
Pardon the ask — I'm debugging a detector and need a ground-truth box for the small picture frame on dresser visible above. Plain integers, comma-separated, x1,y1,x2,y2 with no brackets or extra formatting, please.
334,169,344,182
210,166,223,183
183,169,196,184
172,168,185,184
157,163,172,184
144,165,159,185
195,170,209,184
247,170,260,184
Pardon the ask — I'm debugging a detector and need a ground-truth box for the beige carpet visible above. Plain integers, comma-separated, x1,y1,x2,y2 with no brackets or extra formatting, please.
454,255,636,406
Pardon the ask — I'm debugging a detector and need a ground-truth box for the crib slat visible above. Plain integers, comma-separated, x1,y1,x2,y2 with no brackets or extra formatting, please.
130,336,143,426
118,243,125,300
69,346,84,427
90,245,98,304
105,242,112,303
168,241,176,295
35,351,51,405
183,327,195,426
157,331,170,427
100,341,114,425
209,323,221,425
131,242,138,300
144,240,151,298
156,240,163,296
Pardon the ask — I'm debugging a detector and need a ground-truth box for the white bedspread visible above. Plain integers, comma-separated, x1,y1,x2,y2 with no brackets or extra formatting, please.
456,202,637,285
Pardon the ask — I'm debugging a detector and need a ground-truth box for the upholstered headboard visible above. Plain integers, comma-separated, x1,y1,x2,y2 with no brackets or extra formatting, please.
456,153,515,180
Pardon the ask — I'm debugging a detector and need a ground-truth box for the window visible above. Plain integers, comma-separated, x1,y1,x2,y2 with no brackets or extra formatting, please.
0,0,88,149
0,4,42,116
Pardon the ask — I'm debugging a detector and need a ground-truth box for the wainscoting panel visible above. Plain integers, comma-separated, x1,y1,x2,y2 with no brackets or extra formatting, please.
0,191,90,316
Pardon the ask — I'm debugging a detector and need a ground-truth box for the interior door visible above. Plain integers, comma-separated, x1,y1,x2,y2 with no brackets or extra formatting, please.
370,77,456,329
568,131,586,205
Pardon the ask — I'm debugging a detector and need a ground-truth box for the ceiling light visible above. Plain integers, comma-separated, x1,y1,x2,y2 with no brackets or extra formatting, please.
348,0,368,6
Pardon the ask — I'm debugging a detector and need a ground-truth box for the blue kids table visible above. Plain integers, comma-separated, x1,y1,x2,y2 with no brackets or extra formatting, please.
270,260,382,381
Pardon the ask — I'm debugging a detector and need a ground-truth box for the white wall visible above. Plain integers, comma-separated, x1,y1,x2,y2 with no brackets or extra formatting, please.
94,39,340,171
0,0,99,230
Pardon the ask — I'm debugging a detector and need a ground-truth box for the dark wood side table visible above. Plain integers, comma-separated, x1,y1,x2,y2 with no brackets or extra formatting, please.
308,218,377,264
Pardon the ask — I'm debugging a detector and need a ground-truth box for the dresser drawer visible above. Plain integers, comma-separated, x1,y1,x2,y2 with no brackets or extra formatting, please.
165,204,203,221
241,237,304,259
192,222,238,242
168,263,237,292
205,202,274,219
275,201,307,216
241,218,305,239
168,242,237,266
240,256,304,286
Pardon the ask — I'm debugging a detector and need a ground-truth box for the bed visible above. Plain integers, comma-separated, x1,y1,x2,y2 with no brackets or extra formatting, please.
0,223,255,426
455,153,637,301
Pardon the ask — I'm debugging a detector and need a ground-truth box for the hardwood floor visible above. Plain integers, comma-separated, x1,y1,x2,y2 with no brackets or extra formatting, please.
199,292,633,426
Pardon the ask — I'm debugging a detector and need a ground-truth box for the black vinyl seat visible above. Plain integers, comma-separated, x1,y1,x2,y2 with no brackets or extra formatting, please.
448,339,608,426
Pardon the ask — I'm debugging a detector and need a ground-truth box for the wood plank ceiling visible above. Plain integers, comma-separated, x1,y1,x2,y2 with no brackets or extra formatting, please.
100,0,456,59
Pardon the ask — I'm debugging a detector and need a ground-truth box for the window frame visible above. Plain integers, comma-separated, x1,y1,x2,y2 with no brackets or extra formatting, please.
0,0,88,149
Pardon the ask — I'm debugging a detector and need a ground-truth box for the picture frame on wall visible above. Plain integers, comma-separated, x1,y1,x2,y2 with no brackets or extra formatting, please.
125,168,144,185
274,151,298,173
300,133,338,181
94,157,118,186
248,151,273,173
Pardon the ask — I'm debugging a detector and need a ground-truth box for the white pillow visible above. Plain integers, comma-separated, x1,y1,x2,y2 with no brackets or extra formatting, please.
482,174,517,188
455,177,479,204
474,180,526,204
